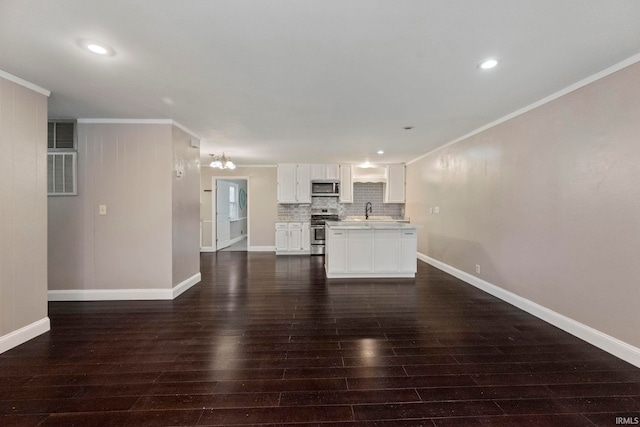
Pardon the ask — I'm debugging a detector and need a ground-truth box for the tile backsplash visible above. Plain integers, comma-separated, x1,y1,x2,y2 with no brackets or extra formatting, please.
278,183,404,220
346,183,404,218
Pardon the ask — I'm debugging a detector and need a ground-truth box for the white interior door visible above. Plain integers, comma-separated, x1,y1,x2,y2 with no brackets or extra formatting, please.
216,180,232,250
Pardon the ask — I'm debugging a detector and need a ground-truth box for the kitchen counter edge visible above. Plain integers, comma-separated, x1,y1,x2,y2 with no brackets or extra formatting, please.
325,221,421,230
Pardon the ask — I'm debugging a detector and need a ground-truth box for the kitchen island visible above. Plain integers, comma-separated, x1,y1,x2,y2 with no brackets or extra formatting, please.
324,221,421,278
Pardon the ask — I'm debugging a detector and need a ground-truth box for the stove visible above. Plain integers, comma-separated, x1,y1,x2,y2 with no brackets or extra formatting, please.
310,208,339,255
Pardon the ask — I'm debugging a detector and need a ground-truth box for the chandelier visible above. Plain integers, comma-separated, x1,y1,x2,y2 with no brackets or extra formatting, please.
209,153,236,170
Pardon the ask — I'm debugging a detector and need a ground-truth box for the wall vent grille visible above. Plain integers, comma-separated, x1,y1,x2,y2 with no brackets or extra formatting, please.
47,121,75,150
47,152,77,196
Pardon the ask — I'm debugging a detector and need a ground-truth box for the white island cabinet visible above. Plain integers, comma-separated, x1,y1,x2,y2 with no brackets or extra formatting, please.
325,221,420,278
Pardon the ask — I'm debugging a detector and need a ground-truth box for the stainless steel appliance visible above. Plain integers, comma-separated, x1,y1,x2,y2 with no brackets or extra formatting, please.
310,208,339,255
311,180,340,197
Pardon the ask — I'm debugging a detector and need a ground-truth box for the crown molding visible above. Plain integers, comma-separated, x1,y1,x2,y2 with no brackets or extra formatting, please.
171,120,200,140
76,118,200,139
0,69,50,97
77,118,173,124
407,51,640,166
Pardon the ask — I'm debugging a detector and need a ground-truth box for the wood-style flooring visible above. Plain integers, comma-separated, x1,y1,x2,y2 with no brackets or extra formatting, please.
1,252,639,426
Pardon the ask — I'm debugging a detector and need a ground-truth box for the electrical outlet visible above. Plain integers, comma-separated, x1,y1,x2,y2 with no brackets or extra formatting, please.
430,207,434,215
434,206,440,214
475,264,480,274
99,204,107,215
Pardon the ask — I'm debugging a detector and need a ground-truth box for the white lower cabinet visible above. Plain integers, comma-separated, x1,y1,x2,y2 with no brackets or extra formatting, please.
275,222,310,255
347,229,374,272
400,229,418,273
373,229,401,272
301,222,310,252
325,226,418,277
275,223,289,252
326,229,347,273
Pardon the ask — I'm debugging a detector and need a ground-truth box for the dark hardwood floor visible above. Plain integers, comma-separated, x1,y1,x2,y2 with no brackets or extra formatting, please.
1,252,639,426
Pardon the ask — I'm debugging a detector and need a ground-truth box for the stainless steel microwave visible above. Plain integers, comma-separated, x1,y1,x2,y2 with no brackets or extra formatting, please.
311,180,339,197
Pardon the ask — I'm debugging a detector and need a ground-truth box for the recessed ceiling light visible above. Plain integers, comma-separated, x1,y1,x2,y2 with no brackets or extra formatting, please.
78,39,115,56
87,44,108,55
479,58,499,70
377,150,384,155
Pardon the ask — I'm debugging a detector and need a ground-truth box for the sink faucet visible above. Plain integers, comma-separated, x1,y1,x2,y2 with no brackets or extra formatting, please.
365,202,372,220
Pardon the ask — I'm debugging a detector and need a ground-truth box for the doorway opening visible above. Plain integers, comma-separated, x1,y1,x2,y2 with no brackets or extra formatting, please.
211,177,249,252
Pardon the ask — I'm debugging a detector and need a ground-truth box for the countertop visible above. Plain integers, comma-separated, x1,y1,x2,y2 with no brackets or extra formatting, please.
325,220,421,230
342,215,401,221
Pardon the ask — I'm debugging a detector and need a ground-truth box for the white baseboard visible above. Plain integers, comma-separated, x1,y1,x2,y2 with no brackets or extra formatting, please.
172,273,201,299
276,251,311,256
0,317,50,354
201,236,247,253
228,235,247,246
249,246,276,252
417,253,640,368
48,272,201,301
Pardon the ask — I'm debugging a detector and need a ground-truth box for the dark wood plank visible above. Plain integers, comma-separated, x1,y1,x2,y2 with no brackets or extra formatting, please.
0,252,636,426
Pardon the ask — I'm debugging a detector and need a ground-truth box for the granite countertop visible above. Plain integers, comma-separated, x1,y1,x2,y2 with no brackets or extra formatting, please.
340,216,409,223
276,218,310,222
325,220,421,230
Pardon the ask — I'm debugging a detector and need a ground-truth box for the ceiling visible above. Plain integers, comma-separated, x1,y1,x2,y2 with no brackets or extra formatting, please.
1,1,640,166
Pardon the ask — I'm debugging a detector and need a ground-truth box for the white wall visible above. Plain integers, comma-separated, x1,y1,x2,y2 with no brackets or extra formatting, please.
48,122,173,291
171,126,201,286
406,61,640,350
0,73,49,350
48,122,201,297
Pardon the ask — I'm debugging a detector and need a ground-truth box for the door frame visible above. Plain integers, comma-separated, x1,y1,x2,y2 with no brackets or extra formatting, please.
211,176,250,251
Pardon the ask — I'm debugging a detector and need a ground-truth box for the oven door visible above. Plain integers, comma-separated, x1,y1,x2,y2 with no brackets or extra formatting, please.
310,225,325,244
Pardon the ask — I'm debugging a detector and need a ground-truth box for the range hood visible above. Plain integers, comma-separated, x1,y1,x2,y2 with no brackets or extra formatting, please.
352,165,387,183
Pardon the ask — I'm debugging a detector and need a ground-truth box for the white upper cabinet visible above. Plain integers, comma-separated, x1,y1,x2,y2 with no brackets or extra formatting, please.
277,164,297,203
277,164,311,203
310,164,324,180
339,165,353,203
384,164,405,203
280,163,404,204
296,164,311,203
325,164,340,180
310,164,339,180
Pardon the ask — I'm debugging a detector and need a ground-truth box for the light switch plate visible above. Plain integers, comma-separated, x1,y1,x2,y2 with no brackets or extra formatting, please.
434,206,440,214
